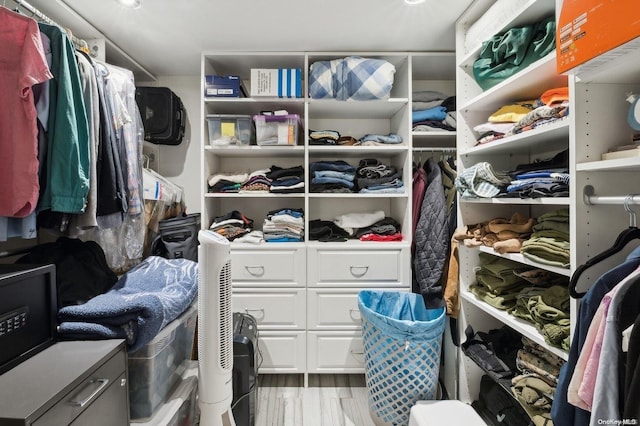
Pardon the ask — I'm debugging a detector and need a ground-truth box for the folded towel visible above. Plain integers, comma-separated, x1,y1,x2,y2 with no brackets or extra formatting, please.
58,256,198,351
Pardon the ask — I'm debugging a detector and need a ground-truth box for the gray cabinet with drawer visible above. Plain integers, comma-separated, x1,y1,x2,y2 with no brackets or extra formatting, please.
0,340,129,426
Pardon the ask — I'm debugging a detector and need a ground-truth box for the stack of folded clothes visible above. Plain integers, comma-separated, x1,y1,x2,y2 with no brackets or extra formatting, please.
508,272,571,350
209,210,253,241
411,90,456,132
267,165,305,193
239,168,272,193
469,252,532,310
511,336,566,425
521,208,570,269
355,158,404,194
262,208,304,242
453,212,536,253
309,160,356,193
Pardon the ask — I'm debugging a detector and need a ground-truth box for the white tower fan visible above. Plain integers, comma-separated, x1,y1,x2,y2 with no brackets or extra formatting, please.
198,230,236,426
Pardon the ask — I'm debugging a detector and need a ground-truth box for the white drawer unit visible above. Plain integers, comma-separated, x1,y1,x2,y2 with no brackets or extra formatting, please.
231,246,305,286
307,246,410,287
256,331,307,373
232,288,306,329
307,331,365,373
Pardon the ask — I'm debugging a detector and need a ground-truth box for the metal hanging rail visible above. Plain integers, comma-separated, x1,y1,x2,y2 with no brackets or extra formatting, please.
7,0,156,81
12,0,86,48
583,185,640,206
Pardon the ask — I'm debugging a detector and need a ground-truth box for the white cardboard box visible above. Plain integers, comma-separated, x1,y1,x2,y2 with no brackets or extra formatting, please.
250,68,302,98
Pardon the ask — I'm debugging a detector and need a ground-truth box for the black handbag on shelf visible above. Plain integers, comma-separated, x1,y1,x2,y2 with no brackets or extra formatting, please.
151,213,200,261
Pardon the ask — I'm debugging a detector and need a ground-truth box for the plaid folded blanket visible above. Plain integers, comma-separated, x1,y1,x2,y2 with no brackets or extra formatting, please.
309,56,395,100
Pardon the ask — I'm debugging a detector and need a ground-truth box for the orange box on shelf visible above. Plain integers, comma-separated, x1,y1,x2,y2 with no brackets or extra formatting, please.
556,0,640,74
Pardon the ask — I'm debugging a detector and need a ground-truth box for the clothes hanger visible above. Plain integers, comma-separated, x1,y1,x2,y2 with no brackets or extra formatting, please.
569,194,640,298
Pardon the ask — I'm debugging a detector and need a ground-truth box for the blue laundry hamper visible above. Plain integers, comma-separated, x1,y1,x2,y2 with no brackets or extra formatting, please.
358,290,446,426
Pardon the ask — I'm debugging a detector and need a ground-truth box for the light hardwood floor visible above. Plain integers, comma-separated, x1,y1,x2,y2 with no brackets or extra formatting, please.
254,374,376,426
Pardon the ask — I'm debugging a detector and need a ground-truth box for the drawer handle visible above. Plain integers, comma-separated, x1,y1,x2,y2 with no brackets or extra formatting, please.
349,266,369,278
349,308,361,321
68,378,109,408
245,266,265,277
244,308,265,319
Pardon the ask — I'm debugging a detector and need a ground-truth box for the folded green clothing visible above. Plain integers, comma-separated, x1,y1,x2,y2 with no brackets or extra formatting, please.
536,208,569,222
531,220,570,238
521,336,566,369
527,286,570,324
521,237,570,268
529,229,570,243
516,350,561,383
512,375,554,414
470,283,518,310
476,270,530,294
537,319,570,349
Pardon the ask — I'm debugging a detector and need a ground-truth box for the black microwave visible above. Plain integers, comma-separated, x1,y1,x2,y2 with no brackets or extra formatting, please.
0,264,57,375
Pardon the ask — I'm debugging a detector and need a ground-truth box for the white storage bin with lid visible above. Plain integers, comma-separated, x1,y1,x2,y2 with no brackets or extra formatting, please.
207,114,253,146
127,302,198,421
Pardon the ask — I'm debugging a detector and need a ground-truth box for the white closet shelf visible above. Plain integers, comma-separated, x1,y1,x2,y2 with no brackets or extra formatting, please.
457,0,556,69
308,99,408,119
459,53,567,113
204,98,305,116
205,146,305,157
308,146,408,155
230,241,305,249
576,157,640,172
461,291,568,361
308,193,407,199
306,240,410,249
460,197,570,206
478,246,572,277
204,193,305,199
460,119,569,156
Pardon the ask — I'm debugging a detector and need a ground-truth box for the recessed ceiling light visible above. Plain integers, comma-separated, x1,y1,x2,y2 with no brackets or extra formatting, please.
116,0,142,9
404,0,426,4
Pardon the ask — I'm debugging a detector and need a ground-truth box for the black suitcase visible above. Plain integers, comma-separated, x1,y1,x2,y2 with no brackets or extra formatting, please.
135,86,186,145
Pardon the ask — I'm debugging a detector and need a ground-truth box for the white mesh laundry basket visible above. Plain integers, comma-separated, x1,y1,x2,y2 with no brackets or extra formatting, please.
358,290,446,426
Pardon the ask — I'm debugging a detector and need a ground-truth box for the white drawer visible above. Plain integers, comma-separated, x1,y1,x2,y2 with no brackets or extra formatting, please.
307,289,361,330
232,288,306,329
231,247,305,285
307,332,365,373
308,247,409,287
256,331,306,373
308,287,409,330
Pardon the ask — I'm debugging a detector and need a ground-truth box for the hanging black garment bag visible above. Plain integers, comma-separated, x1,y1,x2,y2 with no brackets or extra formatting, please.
135,86,186,145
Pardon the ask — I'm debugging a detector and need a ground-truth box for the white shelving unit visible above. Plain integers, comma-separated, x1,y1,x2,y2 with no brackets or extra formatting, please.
455,0,571,405
200,51,455,383
455,0,640,412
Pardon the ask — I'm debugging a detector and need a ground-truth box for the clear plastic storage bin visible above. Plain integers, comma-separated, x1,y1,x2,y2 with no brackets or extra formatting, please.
207,114,253,146
127,303,198,421
253,114,302,145
131,361,199,426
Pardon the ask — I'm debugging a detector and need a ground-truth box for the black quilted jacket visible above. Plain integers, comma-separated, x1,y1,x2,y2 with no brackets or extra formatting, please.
413,157,449,308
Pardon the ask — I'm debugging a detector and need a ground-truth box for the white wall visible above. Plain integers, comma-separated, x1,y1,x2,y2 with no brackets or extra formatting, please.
141,76,202,214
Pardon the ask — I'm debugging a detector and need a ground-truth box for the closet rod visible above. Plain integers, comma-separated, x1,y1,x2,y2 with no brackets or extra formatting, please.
12,0,85,48
583,185,640,205
412,147,456,152
10,0,157,81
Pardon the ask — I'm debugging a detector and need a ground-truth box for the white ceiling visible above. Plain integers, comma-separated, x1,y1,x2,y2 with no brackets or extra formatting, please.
22,0,473,80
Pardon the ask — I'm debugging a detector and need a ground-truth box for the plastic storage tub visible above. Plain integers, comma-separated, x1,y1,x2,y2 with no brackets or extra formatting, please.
207,114,253,146
253,114,302,146
128,303,198,421
131,361,199,426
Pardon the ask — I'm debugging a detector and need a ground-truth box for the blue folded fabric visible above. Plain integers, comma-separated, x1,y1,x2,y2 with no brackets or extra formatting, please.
58,256,198,352
412,106,447,123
